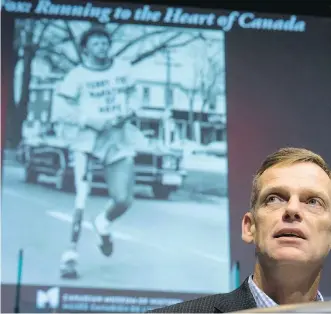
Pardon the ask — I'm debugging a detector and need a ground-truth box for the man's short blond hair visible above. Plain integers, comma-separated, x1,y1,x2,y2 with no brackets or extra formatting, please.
250,147,331,210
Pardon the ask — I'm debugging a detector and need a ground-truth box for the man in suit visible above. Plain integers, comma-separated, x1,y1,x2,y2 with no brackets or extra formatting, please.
150,147,331,313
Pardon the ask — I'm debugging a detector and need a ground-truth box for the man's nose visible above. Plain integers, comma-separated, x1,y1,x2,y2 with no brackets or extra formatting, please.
283,197,302,222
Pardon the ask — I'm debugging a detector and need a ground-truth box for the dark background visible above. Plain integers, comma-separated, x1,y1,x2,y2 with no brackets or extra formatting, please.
124,0,331,296
1,0,331,311
127,0,331,18
225,17,331,296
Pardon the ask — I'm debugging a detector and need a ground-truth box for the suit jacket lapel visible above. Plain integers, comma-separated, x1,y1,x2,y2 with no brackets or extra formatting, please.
213,278,257,313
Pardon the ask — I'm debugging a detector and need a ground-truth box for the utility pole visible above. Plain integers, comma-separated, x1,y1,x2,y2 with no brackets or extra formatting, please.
156,48,181,146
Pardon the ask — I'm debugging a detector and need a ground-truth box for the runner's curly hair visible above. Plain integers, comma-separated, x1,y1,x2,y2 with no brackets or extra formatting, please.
80,26,111,49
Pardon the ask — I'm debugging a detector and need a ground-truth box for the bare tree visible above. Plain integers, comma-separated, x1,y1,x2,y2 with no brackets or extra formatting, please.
187,67,200,140
198,56,225,120
183,36,225,139
8,20,215,147
8,19,55,147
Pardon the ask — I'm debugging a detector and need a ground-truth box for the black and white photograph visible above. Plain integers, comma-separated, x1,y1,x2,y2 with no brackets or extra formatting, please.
2,18,229,294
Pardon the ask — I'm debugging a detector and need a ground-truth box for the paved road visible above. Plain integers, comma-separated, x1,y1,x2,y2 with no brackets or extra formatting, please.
1,165,231,294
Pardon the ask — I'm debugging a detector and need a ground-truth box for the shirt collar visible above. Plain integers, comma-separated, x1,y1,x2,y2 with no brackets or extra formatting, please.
248,275,324,308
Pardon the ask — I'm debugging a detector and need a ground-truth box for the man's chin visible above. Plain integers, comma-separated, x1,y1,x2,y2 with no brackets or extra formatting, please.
269,247,309,263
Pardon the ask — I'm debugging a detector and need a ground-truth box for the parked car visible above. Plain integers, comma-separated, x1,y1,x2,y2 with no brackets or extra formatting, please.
16,132,187,200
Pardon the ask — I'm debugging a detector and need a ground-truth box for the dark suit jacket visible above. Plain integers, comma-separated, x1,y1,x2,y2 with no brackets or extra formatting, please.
148,277,257,313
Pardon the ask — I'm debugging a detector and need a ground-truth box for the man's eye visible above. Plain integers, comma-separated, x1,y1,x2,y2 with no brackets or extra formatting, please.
307,198,322,207
266,195,283,204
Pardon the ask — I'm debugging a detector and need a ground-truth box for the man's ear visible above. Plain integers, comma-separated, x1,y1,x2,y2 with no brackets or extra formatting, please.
242,211,256,244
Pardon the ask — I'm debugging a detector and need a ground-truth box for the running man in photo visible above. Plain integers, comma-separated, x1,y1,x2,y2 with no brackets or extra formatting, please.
56,26,137,279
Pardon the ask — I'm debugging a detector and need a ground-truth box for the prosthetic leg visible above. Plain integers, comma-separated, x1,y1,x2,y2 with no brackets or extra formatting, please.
60,152,90,279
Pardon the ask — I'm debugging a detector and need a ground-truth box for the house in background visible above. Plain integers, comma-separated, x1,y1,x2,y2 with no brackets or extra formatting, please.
17,24,227,148
21,73,226,148
133,78,226,146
